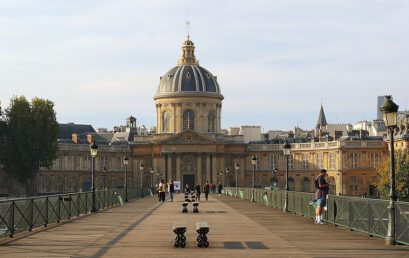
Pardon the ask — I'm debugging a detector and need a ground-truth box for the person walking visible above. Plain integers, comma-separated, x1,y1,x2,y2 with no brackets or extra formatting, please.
217,181,223,196
158,179,166,203
203,181,210,201
314,169,329,224
184,184,191,194
211,184,216,194
195,182,201,201
168,179,174,202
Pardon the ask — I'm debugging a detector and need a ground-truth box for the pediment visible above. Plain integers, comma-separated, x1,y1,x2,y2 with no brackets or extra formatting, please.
158,130,218,145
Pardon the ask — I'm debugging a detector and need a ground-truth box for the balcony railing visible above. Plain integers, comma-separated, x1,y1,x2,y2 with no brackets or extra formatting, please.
0,187,149,238
223,187,409,245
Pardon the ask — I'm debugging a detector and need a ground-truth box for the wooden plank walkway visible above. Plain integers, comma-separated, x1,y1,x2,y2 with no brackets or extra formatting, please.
0,194,408,258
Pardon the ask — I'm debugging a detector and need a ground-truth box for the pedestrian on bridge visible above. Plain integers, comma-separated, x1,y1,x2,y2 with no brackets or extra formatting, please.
217,182,223,196
314,169,329,224
195,182,201,201
168,179,174,202
158,179,166,203
203,181,210,201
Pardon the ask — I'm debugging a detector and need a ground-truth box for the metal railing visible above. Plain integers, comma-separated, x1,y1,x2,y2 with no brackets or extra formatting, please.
223,187,408,245
0,187,147,238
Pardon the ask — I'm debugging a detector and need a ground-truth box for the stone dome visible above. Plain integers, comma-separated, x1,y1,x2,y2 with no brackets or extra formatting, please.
154,36,223,100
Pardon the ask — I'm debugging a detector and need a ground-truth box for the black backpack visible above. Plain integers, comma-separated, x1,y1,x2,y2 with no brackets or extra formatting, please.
314,176,320,189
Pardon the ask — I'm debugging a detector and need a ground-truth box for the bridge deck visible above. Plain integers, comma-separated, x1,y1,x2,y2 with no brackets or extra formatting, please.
0,194,408,257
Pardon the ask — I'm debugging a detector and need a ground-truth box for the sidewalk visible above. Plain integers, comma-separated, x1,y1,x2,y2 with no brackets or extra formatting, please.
0,194,408,257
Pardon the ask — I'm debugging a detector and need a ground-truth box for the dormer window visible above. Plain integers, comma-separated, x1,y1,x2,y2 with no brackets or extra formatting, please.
206,73,211,78
167,74,173,79
186,72,191,79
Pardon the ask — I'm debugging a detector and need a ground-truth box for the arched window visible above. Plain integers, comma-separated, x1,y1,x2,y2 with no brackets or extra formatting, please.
183,110,194,131
302,177,310,192
162,111,171,133
288,177,295,191
208,111,215,133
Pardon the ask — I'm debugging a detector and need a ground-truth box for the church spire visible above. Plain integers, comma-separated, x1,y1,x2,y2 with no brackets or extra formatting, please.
316,104,328,128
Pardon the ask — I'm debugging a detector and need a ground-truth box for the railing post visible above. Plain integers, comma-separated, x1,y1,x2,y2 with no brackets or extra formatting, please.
9,201,15,237
29,199,34,231
45,197,49,227
67,194,72,220
57,195,61,223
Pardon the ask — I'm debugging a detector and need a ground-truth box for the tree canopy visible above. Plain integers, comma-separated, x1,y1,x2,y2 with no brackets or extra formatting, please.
0,96,59,196
376,150,409,202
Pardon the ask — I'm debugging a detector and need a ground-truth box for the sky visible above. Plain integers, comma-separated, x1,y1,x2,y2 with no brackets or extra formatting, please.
0,0,408,132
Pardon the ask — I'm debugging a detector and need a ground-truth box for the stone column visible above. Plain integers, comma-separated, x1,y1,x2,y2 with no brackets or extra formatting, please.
167,154,173,181
197,154,202,184
212,155,218,183
176,154,181,182
160,155,166,181
206,154,211,182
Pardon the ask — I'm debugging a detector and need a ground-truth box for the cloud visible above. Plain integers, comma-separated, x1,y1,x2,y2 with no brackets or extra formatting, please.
0,0,408,130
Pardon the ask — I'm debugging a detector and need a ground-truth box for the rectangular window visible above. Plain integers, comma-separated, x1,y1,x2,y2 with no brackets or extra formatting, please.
100,155,108,169
270,154,278,170
351,153,358,169
84,156,91,170
317,153,323,169
303,154,309,169
371,153,379,169
329,153,336,169
256,155,260,170
288,155,294,170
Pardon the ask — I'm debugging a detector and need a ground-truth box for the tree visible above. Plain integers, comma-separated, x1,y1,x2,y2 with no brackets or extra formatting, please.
0,96,59,196
376,151,409,202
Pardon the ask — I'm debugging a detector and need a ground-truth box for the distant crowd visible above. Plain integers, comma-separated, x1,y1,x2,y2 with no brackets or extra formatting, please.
156,180,223,203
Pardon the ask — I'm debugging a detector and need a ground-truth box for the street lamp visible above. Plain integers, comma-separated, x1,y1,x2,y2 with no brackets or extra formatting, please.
225,168,230,186
235,162,239,197
90,141,98,213
272,167,278,189
123,156,129,202
251,155,257,202
139,163,144,197
150,167,154,190
380,95,399,245
282,140,291,212
102,166,107,191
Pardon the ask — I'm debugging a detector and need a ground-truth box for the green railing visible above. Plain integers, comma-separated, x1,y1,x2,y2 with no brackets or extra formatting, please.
0,187,147,238
223,187,409,245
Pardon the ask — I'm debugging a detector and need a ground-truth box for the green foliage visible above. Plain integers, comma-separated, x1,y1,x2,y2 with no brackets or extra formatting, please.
376,151,409,201
0,96,59,196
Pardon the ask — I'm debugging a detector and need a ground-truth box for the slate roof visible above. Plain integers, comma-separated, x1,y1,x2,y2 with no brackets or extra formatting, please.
58,123,95,140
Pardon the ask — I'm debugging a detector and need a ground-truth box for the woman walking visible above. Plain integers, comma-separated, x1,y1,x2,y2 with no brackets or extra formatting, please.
158,179,166,203
203,181,210,201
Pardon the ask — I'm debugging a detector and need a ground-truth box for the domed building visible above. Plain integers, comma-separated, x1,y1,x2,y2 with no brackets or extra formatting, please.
154,36,223,134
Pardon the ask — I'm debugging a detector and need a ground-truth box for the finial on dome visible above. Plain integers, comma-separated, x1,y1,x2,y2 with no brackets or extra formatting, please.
179,20,197,65
185,19,191,40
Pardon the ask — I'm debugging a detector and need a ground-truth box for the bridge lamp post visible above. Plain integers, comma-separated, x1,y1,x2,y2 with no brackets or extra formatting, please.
282,140,291,212
123,156,129,202
235,162,239,197
102,166,107,191
251,155,257,202
150,167,154,190
225,168,230,186
380,95,399,245
90,142,98,213
139,163,144,197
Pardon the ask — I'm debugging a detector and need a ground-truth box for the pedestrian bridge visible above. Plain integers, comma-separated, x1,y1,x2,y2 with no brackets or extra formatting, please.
0,189,408,257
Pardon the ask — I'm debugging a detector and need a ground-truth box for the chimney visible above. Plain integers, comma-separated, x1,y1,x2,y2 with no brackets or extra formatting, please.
334,131,343,140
